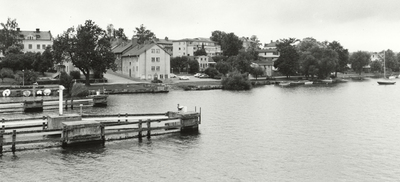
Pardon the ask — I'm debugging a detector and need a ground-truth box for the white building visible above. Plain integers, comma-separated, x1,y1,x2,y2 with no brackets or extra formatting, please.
18,28,53,53
172,38,222,57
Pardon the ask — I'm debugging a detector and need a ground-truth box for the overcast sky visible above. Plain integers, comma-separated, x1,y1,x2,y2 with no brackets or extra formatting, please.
1,0,399,52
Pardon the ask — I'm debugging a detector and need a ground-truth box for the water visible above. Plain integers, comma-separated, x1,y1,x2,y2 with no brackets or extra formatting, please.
2,78,400,181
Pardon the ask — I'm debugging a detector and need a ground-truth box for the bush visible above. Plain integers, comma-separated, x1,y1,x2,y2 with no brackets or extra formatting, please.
70,70,81,79
70,83,89,97
0,68,14,82
204,67,220,78
59,71,73,95
151,79,163,83
221,71,252,90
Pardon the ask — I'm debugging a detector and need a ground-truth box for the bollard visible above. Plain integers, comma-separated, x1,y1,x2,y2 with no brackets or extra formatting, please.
42,122,46,130
12,130,16,153
125,113,128,122
100,125,105,144
146,119,151,138
138,120,142,141
80,104,83,115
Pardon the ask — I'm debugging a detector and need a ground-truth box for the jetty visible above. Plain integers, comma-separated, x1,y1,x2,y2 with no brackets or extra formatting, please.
0,107,201,154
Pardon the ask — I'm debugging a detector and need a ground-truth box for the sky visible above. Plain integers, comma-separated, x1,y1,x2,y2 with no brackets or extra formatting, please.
1,0,400,52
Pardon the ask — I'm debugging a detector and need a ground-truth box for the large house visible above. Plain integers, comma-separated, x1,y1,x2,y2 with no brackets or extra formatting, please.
172,38,222,57
120,43,171,80
112,40,137,74
253,40,280,76
17,28,53,53
187,55,216,72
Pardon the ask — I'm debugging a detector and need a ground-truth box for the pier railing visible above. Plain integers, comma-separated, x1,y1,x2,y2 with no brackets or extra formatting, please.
0,111,200,154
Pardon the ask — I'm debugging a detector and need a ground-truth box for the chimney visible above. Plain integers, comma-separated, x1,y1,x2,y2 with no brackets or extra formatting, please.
17,28,20,31
36,28,40,33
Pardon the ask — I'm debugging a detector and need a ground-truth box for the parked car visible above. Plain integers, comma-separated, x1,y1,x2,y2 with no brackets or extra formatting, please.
194,73,202,77
170,74,177,78
199,74,210,78
179,76,190,80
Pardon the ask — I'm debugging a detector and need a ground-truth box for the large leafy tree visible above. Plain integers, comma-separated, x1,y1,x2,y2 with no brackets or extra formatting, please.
274,38,300,78
106,24,128,41
350,51,370,75
0,18,21,55
210,30,226,46
328,41,349,76
194,44,207,56
32,46,54,74
170,56,189,73
53,20,116,86
134,24,156,44
216,61,231,75
383,49,398,72
188,59,199,74
221,33,243,57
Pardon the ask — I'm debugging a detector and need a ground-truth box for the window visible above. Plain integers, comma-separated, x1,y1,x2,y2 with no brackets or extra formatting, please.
156,49,160,53
179,47,181,50
151,49,155,53
273,52,279,55
29,44,32,49
160,74,163,79
156,57,160,62
151,66,155,71
152,57,155,62
156,66,160,71
42,44,46,49
37,44,40,49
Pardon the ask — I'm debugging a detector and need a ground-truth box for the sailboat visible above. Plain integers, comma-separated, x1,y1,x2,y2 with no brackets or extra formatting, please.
377,51,396,85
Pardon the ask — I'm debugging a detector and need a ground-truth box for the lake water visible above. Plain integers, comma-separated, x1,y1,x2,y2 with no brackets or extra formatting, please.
2,78,400,181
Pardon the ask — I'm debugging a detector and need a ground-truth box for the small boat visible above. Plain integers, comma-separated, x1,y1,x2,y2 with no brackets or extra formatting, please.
289,81,305,86
321,79,333,84
377,51,396,85
278,82,290,87
304,81,313,85
377,81,396,85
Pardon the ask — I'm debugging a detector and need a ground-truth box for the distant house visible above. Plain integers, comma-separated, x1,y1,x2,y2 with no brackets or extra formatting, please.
240,37,257,50
17,28,53,53
121,43,171,80
187,55,216,72
254,42,280,76
172,38,222,57
112,39,138,74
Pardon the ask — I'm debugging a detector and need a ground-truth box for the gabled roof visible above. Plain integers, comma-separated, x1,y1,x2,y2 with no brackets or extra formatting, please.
19,30,53,40
112,41,135,54
122,43,172,57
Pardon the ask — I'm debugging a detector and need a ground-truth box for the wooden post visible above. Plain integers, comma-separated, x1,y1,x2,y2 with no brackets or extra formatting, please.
100,125,105,143
118,113,120,123
146,119,151,138
138,120,142,141
65,99,68,110
42,122,46,130
12,130,16,153
80,104,83,115
71,99,74,110
125,113,128,122
199,107,202,124
0,131,3,154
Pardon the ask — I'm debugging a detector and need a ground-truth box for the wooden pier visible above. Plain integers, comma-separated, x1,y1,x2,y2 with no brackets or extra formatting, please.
0,109,201,153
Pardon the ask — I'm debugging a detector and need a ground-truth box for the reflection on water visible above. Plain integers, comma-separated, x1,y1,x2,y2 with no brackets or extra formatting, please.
2,78,400,181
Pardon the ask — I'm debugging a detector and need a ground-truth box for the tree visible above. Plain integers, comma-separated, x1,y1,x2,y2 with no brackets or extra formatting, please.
210,30,226,46
204,67,219,78
328,41,349,77
370,60,382,73
170,56,189,73
32,47,54,74
350,51,370,75
0,68,13,82
221,71,252,90
221,33,243,57
0,18,21,55
134,24,156,44
383,49,398,72
216,61,231,75
274,38,300,78
53,20,116,86
231,51,253,74
250,66,264,80
188,59,199,74
194,44,207,56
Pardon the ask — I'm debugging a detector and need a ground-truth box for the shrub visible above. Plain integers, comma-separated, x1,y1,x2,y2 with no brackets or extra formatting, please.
0,68,14,82
70,83,89,97
59,71,73,95
70,70,81,79
204,67,220,78
221,71,252,90
151,79,163,83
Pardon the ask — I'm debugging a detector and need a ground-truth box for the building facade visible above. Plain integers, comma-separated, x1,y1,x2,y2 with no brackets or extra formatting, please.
172,38,222,57
121,43,171,80
18,28,53,53
196,56,216,72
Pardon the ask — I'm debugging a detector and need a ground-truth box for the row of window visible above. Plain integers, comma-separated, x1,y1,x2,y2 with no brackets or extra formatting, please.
151,57,161,62
27,44,51,50
151,49,161,53
151,66,161,71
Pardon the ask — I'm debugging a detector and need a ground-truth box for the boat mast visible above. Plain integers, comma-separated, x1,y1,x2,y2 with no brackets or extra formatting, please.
383,50,386,79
